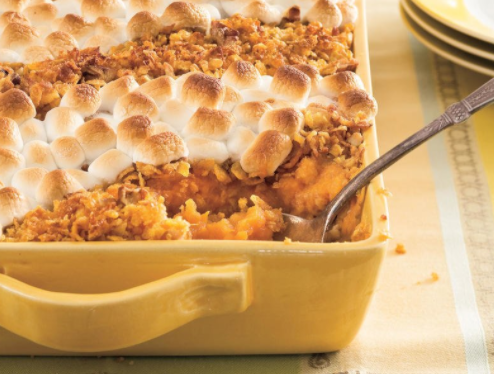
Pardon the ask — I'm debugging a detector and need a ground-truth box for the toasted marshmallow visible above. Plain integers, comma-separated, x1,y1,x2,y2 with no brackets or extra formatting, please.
258,108,304,138
0,11,30,32
136,76,174,104
0,187,30,228
226,125,256,161
201,3,221,20
24,3,57,36
181,73,225,109
94,16,126,44
259,75,273,91
128,0,164,18
292,64,321,93
84,34,118,53
127,11,161,40
19,118,47,143
133,131,188,165
90,111,120,130
222,85,242,112
0,0,28,13
152,121,178,135
45,107,85,142
338,88,378,121
35,169,84,208
240,130,292,177
53,0,82,17
114,91,159,121
0,148,25,185
239,89,275,104
239,0,282,24
0,117,22,152
0,22,40,54
319,71,364,98
305,0,342,28
65,169,102,190
88,148,132,183
116,115,153,157
222,60,262,90
159,99,195,130
183,107,235,141
186,136,228,163
44,31,78,56
23,140,57,170
337,0,358,25
75,117,116,162
271,0,307,8
307,95,334,107
56,14,94,45
0,88,36,124
233,101,272,131
12,167,47,199
22,45,53,63
50,136,86,169
99,75,139,113
0,48,20,62
219,0,245,15
270,65,311,104
60,84,101,117
174,71,195,92
263,98,300,110
81,0,126,22
161,2,211,33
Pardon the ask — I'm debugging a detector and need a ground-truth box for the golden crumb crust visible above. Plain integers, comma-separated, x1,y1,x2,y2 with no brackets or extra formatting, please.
0,15,356,118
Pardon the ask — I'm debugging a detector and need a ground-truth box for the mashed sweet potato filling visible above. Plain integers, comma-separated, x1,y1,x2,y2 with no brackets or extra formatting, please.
2,102,370,242
2,184,284,242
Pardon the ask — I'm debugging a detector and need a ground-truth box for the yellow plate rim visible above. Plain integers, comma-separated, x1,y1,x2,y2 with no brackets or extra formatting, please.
400,5,494,77
410,0,494,44
401,0,494,61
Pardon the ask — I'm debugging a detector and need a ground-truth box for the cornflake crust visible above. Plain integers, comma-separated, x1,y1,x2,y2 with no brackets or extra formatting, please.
0,0,375,243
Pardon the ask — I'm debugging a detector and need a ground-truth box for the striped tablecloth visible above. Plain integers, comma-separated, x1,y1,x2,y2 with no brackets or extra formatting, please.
2,0,494,373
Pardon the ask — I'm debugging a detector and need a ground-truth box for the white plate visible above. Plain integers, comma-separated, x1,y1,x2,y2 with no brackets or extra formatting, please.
411,0,494,44
401,0,494,62
400,5,494,76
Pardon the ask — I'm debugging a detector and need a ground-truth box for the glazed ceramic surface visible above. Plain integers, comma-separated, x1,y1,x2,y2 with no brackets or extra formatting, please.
402,0,494,61
0,0,390,355
411,0,494,44
401,5,494,76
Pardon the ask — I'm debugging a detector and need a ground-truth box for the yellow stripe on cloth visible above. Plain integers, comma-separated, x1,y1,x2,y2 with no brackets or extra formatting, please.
474,110,494,213
453,67,494,213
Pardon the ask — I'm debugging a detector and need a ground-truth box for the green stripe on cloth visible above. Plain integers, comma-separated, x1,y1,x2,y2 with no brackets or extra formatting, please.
410,37,491,374
0,355,302,374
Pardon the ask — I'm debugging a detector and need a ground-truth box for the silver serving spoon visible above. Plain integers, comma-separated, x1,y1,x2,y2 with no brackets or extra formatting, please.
278,77,494,243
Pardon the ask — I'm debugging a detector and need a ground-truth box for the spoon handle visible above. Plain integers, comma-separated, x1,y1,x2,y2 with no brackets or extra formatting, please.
320,78,494,237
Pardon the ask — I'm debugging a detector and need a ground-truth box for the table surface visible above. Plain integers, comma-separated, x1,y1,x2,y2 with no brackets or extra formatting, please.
3,0,494,373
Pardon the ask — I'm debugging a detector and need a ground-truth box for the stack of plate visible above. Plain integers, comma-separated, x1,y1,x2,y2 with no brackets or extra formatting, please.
400,0,494,76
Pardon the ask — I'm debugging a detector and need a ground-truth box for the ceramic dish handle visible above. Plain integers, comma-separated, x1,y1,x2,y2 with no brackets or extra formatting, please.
0,263,252,352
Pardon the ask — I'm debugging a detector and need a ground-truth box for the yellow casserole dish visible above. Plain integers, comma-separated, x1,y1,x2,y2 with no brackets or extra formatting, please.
0,0,389,355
